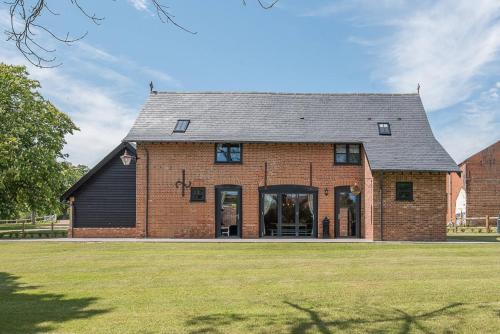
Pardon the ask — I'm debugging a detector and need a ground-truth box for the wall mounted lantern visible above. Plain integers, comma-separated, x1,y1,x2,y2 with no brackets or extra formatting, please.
350,183,361,196
324,187,329,196
120,149,133,166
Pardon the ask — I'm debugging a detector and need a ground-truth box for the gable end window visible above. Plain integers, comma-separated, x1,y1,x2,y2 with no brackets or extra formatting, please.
378,122,391,135
334,144,361,165
215,143,242,163
190,187,206,202
396,182,413,201
174,120,190,133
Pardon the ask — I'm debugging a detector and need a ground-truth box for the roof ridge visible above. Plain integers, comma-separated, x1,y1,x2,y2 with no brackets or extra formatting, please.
150,91,419,96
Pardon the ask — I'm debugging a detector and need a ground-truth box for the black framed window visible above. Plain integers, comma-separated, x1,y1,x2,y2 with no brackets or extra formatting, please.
396,182,413,201
174,119,190,133
335,144,361,165
215,143,242,163
190,187,206,202
378,122,391,135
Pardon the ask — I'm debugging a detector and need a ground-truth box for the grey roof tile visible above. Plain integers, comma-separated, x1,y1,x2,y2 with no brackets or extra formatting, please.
124,92,459,172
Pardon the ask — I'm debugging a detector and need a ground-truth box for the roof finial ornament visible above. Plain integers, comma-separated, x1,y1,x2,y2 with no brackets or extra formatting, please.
417,83,421,95
149,81,154,93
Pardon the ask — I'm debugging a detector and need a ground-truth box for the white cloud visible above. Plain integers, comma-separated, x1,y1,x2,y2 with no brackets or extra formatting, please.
435,84,500,163
0,9,179,167
0,47,136,167
305,1,500,111
128,0,149,12
382,0,500,111
376,0,500,162
304,1,500,161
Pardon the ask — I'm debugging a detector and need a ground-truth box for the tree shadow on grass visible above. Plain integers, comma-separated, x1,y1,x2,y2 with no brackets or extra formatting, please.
284,301,467,334
0,272,110,334
185,300,496,334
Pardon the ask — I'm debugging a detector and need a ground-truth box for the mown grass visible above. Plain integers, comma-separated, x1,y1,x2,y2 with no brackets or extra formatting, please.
447,232,500,242
0,242,499,333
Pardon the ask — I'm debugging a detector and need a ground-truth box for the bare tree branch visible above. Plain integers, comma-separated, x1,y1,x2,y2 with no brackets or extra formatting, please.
4,0,279,68
150,0,196,34
242,0,279,9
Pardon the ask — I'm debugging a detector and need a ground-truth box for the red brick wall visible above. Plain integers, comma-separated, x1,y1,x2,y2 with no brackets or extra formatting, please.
372,172,447,241
447,141,500,223
136,142,366,238
67,142,452,241
463,141,500,219
70,227,140,238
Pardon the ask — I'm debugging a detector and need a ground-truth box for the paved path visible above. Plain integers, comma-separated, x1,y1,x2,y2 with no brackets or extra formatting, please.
0,238,496,244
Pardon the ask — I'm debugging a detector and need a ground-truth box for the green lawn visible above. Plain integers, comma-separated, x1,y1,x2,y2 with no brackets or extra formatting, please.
0,243,499,333
447,232,500,243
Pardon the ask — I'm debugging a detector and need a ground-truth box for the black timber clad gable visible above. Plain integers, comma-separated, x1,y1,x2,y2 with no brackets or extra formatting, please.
65,143,136,228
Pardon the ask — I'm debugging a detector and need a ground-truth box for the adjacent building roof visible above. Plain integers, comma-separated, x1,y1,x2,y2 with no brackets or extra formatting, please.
458,140,499,165
61,142,136,201
124,92,459,172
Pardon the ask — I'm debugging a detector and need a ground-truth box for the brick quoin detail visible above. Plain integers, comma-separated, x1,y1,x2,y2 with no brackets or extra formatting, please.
134,142,449,241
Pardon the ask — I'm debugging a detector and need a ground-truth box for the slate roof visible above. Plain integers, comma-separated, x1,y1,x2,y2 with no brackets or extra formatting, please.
124,92,459,172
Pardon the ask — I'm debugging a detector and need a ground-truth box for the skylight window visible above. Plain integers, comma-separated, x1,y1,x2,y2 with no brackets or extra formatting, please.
378,122,391,135
174,120,190,133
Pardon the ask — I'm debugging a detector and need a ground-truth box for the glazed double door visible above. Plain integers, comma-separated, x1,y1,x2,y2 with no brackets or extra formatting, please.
261,189,317,238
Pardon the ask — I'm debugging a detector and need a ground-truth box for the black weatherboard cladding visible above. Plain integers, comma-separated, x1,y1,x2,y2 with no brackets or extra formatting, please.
72,147,136,228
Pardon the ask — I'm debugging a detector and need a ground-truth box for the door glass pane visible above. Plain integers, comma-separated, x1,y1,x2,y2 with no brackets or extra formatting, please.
298,194,314,237
262,194,278,237
338,190,357,237
281,193,297,237
220,190,238,237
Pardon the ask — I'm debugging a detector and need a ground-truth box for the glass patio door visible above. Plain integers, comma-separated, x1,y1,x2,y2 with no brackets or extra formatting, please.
215,186,242,238
334,186,361,238
261,186,317,238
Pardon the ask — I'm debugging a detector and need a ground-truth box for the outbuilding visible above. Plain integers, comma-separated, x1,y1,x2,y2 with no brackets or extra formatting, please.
61,142,137,237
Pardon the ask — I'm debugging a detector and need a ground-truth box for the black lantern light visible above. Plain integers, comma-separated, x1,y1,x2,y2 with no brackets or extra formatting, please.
120,149,133,166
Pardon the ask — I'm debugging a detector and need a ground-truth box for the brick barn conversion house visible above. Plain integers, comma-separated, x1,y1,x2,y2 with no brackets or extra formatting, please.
62,92,461,241
447,140,499,225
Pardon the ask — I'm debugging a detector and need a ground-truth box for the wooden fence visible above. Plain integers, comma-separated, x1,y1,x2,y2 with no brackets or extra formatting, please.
448,215,499,233
0,215,68,238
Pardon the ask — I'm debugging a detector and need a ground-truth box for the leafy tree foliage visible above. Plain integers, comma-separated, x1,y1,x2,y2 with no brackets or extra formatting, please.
57,162,88,217
0,63,78,219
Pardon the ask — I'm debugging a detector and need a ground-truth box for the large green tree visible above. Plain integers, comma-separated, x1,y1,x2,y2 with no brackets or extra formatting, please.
57,162,88,217
0,63,78,219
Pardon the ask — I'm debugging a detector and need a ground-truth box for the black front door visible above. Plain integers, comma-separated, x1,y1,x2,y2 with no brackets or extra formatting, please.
334,186,361,238
260,185,317,238
215,185,242,238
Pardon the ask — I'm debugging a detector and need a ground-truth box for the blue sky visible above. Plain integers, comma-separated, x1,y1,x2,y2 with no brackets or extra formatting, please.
1,0,499,167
